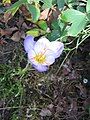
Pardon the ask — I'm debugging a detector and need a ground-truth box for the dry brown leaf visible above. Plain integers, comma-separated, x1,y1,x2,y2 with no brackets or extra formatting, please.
47,7,60,26
20,30,25,39
11,31,21,42
0,27,18,36
20,5,31,19
0,29,12,36
39,8,49,20
17,16,24,28
22,22,29,29
4,12,12,23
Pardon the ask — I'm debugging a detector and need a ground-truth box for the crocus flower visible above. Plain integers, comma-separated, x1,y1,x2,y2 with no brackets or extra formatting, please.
24,36,64,72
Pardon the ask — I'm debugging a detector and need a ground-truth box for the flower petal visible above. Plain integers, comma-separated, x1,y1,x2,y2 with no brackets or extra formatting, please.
34,37,51,54
33,64,48,72
49,41,64,58
38,37,50,45
24,36,36,53
28,49,38,66
44,55,55,66
37,37,64,58
55,46,64,58
34,41,46,54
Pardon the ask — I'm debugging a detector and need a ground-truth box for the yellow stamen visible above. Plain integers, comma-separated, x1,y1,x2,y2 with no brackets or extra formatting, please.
34,53,46,64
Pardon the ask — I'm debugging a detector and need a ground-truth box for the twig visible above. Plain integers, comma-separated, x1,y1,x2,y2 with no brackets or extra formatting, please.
56,50,71,75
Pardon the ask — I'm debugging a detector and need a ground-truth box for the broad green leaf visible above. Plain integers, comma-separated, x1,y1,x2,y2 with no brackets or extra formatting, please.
77,6,86,13
37,20,48,31
60,9,87,36
26,4,40,22
57,0,65,10
42,0,52,9
6,0,23,16
58,19,65,30
33,0,40,3
26,28,45,37
87,13,90,21
47,30,60,41
65,0,76,3
86,0,90,13
26,28,39,37
27,0,40,4
51,20,60,30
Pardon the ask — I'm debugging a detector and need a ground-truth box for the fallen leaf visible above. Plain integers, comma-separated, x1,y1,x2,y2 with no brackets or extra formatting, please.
11,31,21,41
4,12,12,23
47,7,60,26
0,29,12,36
20,5,31,20
39,8,49,20
20,30,25,39
0,27,18,36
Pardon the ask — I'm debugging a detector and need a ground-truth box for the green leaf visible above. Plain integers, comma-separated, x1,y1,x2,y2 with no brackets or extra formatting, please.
57,0,65,10
37,20,48,31
27,0,40,4
60,9,87,36
77,6,86,13
34,0,40,3
26,28,46,37
26,4,40,22
86,0,90,13
51,20,60,30
65,0,76,3
87,13,90,21
6,0,23,16
26,28,40,37
42,0,52,9
3,0,11,4
47,30,60,41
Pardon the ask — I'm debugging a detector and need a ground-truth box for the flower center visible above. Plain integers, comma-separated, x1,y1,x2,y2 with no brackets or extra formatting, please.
34,53,46,64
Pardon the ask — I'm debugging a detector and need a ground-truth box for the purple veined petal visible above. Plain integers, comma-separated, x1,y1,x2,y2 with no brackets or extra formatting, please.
34,37,50,54
33,64,48,72
41,49,56,65
43,55,55,66
55,45,64,58
49,41,64,58
34,41,47,54
45,48,56,56
28,49,38,66
24,36,36,53
37,37,50,45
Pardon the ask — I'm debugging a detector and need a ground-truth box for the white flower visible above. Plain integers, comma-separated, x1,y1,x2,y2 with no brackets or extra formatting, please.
24,36,64,72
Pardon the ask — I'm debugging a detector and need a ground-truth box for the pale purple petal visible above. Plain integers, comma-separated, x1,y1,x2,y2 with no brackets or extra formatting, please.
49,41,64,58
37,37,50,45
34,42,46,54
55,45,64,58
24,36,36,53
33,64,48,72
45,49,56,56
43,55,55,66
42,49,56,65
28,49,38,66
